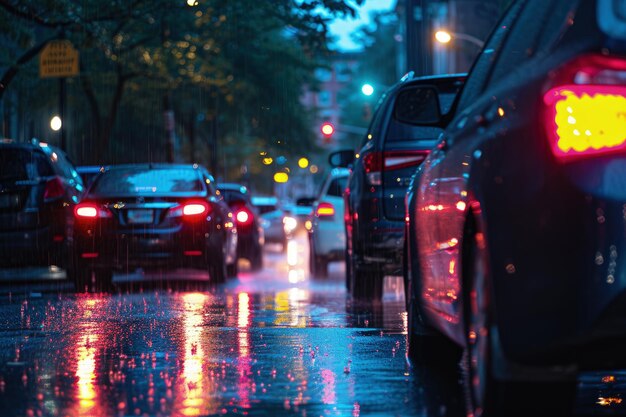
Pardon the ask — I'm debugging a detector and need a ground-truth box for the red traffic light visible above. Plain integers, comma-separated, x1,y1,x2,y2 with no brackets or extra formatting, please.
321,122,334,137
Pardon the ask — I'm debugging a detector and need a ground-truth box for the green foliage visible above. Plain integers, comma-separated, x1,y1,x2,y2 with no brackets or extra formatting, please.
0,0,362,186
338,10,399,150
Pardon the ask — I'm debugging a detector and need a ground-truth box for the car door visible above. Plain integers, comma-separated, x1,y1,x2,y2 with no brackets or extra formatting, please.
419,1,527,330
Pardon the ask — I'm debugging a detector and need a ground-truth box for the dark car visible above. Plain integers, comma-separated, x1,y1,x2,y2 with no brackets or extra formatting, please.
217,183,264,270
73,164,237,291
76,165,106,187
333,73,465,300
405,1,626,416
0,139,84,273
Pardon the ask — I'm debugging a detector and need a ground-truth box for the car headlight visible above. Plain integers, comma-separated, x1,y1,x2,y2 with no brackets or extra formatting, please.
283,216,297,233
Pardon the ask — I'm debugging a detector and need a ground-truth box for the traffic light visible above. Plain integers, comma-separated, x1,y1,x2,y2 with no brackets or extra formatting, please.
321,122,334,144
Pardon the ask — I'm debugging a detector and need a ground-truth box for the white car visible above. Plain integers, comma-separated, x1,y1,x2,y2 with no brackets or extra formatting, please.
308,167,350,278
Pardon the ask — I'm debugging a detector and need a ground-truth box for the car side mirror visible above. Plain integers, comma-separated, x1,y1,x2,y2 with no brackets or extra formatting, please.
394,85,442,125
328,149,355,168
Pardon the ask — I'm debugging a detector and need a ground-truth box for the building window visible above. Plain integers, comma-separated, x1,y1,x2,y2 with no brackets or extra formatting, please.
334,63,352,82
318,91,332,107
315,68,332,82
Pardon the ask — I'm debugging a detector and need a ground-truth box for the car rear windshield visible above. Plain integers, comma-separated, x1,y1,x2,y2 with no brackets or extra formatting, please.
220,189,249,205
386,90,457,143
91,167,204,196
0,148,53,181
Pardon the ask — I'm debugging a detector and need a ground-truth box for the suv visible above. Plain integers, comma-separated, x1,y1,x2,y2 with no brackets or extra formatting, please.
333,73,465,299
405,1,626,416
0,139,83,272
217,183,264,270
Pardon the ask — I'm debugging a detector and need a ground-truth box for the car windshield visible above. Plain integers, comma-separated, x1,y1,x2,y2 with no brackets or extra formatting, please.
91,167,203,196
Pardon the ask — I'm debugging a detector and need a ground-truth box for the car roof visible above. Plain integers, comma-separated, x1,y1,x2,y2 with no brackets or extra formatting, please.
218,183,249,193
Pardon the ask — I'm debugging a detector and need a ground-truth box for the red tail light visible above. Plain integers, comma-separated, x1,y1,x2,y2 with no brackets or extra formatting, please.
166,201,212,220
183,202,209,216
43,177,64,201
74,203,111,219
236,208,254,226
363,152,383,185
316,202,335,217
363,151,429,185
544,54,626,161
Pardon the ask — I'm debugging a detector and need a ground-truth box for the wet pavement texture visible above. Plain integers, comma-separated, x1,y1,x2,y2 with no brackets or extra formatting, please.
0,235,623,416
0,236,465,417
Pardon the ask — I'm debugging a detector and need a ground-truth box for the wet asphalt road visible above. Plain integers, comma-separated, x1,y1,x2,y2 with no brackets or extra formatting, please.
0,234,623,417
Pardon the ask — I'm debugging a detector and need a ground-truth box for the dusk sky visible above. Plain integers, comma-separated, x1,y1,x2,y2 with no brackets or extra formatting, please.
327,0,395,51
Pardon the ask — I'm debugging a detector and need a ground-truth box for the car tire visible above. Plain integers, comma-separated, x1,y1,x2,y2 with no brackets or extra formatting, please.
73,263,91,293
309,239,328,279
250,246,263,271
351,262,383,300
209,252,227,284
227,261,238,278
94,269,114,293
345,255,352,291
462,221,575,417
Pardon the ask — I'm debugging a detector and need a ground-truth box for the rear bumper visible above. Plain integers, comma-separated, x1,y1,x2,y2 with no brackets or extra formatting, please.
353,218,404,273
75,228,222,271
0,226,67,266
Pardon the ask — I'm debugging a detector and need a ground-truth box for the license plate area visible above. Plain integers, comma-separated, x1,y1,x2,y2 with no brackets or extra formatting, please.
127,209,154,224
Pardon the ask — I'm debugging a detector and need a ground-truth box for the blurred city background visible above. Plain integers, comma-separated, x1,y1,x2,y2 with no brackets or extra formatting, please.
0,0,510,198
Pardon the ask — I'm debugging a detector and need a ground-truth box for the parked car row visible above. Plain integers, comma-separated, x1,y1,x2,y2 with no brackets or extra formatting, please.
0,139,269,292
329,1,626,416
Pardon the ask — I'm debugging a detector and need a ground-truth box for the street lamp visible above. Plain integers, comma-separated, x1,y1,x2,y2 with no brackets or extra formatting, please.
434,30,484,48
50,115,62,131
361,83,375,96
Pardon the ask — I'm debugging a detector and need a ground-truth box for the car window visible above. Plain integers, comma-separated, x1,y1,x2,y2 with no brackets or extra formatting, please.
326,176,348,197
220,189,250,205
359,93,392,148
455,1,526,111
91,168,203,195
488,0,566,85
0,148,54,181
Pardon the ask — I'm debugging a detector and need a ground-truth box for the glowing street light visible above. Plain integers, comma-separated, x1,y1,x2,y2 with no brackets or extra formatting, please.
50,116,62,131
434,30,484,48
361,83,375,96
298,157,309,169
434,30,452,44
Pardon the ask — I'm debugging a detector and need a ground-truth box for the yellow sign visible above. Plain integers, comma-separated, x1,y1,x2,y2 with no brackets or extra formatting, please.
40,40,79,78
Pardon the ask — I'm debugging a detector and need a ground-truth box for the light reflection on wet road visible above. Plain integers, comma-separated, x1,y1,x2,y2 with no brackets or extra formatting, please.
0,235,465,417
0,235,624,416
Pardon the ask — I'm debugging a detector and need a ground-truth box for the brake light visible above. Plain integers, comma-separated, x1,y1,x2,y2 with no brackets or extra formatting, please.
183,202,208,216
236,208,253,226
74,203,111,219
363,151,429,185
363,152,383,185
43,177,64,201
316,202,335,217
544,54,626,161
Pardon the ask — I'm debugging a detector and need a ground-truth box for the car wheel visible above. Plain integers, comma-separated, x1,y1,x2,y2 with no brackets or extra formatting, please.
462,223,575,417
93,269,114,293
73,263,91,293
345,255,352,291
208,247,227,284
351,262,383,301
250,246,263,271
309,239,328,279
227,261,238,278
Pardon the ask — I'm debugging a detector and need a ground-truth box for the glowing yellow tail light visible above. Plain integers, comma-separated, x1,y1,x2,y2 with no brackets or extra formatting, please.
544,85,626,159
